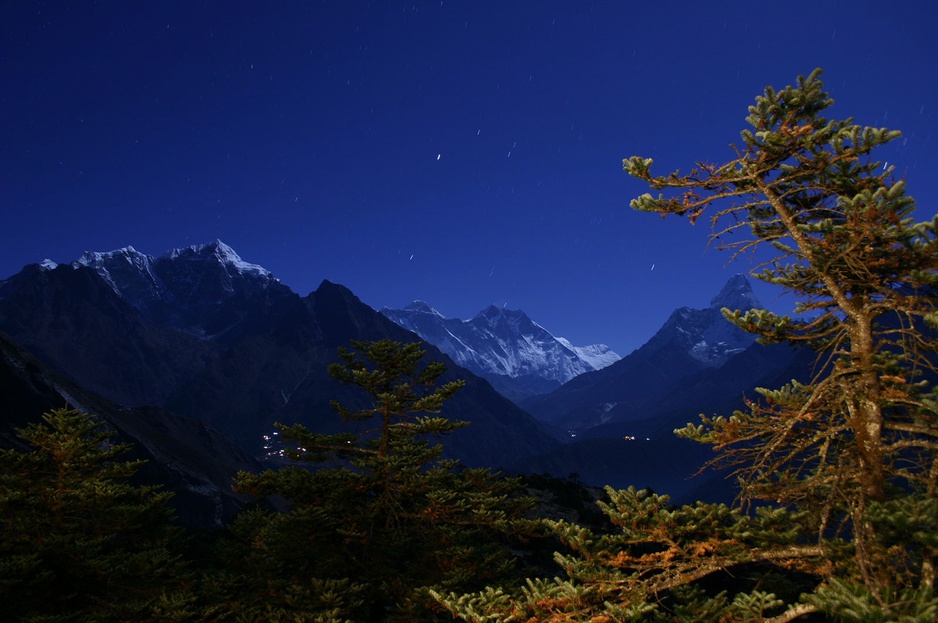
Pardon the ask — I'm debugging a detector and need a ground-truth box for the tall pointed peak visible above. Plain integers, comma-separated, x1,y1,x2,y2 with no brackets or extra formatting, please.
403,300,443,316
474,305,536,331
204,239,236,258
165,239,236,260
478,304,512,322
710,274,761,311
379,298,621,388
162,240,273,279
205,239,246,264
479,303,524,316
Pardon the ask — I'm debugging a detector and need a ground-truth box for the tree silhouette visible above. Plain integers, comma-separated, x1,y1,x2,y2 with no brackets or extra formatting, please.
228,340,534,622
0,408,185,622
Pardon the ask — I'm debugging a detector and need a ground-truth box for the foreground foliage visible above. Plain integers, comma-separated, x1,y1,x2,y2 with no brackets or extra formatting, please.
0,408,185,622
224,340,536,622
435,70,938,621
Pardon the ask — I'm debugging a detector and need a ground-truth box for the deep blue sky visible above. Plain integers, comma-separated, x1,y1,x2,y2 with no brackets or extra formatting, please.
3,1,936,355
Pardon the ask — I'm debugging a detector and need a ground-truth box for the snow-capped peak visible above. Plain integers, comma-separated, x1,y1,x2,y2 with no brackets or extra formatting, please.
58,241,281,335
71,246,158,295
403,300,444,317
477,304,531,326
646,274,762,368
162,240,272,280
710,273,761,311
381,301,621,391
39,259,58,271
73,245,152,269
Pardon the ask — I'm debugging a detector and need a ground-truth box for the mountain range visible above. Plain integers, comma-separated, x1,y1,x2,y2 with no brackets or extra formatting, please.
523,274,768,430
381,301,619,403
0,241,558,470
379,273,812,503
0,240,814,513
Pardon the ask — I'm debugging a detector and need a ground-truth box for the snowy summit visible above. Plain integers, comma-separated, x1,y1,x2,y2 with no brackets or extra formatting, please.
382,302,620,402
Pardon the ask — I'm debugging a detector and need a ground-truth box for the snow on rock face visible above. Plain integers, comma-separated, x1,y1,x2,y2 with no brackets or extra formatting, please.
655,274,763,367
67,240,280,334
154,240,277,304
73,246,165,307
164,240,272,281
381,303,620,385
72,241,276,298
710,273,761,311
556,338,621,370
403,300,444,316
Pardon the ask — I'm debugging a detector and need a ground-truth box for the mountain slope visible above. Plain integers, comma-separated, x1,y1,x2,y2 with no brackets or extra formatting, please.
0,242,560,469
0,260,217,406
69,240,287,341
381,301,619,403
513,276,812,503
523,274,765,430
0,330,259,529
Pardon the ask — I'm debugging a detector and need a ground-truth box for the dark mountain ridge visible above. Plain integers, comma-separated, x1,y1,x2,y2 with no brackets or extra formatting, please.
522,274,769,432
0,242,559,470
0,330,259,529
70,240,283,338
513,340,813,505
0,241,815,505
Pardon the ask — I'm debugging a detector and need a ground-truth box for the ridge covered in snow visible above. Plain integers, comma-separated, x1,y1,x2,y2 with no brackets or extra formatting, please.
73,240,274,285
652,274,763,367
381,302,620,390
163,240,272,279
556,337,622,370
64,240,281,334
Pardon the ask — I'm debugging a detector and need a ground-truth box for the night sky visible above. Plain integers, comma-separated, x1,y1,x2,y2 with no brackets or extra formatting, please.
3,1,936,355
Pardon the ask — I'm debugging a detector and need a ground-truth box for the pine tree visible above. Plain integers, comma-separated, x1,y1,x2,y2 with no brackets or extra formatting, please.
624,68,938,610
0,408,186,622
226,340,535,622
435,70,938,621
